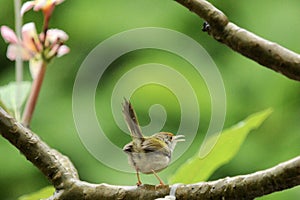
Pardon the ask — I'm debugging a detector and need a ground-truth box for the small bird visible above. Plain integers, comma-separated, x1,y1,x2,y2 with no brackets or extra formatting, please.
122,99,185,186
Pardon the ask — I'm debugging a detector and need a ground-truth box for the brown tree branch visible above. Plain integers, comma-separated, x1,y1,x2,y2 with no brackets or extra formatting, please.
0,107,78,190
175,0,300,81
0,107,300,199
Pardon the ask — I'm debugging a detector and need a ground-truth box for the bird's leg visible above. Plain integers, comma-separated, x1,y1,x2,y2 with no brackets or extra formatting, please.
152,169,165,186
136,170,142,186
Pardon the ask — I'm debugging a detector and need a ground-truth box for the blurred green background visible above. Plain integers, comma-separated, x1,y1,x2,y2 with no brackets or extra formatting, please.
0,0,300,199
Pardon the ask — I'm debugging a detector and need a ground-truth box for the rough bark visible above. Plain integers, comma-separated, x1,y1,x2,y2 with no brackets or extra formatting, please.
175,0,300,81
0,108,299,199
1,1,300,199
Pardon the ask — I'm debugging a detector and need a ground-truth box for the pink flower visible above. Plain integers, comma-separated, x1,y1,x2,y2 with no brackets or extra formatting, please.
1,23,41,61
21,0,65,17
40,29,70,59
1,22,69,78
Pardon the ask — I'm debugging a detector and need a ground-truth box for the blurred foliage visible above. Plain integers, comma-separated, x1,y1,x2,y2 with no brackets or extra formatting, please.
170,109,272,184
0,0,299,199
0,81,31,120
18,186,54,200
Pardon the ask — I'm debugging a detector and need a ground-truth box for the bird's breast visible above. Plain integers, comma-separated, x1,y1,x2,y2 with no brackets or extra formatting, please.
127,151,170,174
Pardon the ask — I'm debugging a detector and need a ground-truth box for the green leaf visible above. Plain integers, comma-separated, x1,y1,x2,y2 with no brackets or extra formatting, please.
169,109,273,184
18,186,55,200
0,99,8,111
0,81,31,120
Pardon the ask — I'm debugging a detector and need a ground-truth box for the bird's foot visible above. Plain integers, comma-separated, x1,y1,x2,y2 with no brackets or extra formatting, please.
136,180,142,186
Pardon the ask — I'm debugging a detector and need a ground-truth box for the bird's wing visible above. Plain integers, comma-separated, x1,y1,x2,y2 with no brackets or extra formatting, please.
142,138,171,157
122,98,144,141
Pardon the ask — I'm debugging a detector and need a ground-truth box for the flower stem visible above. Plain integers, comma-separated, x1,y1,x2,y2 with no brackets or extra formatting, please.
41,11,50,44
14,0,23,81
14,0,23,119
22,62,47,127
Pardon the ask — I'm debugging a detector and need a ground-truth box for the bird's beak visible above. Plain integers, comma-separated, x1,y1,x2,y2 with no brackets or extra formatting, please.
173,135,185,142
